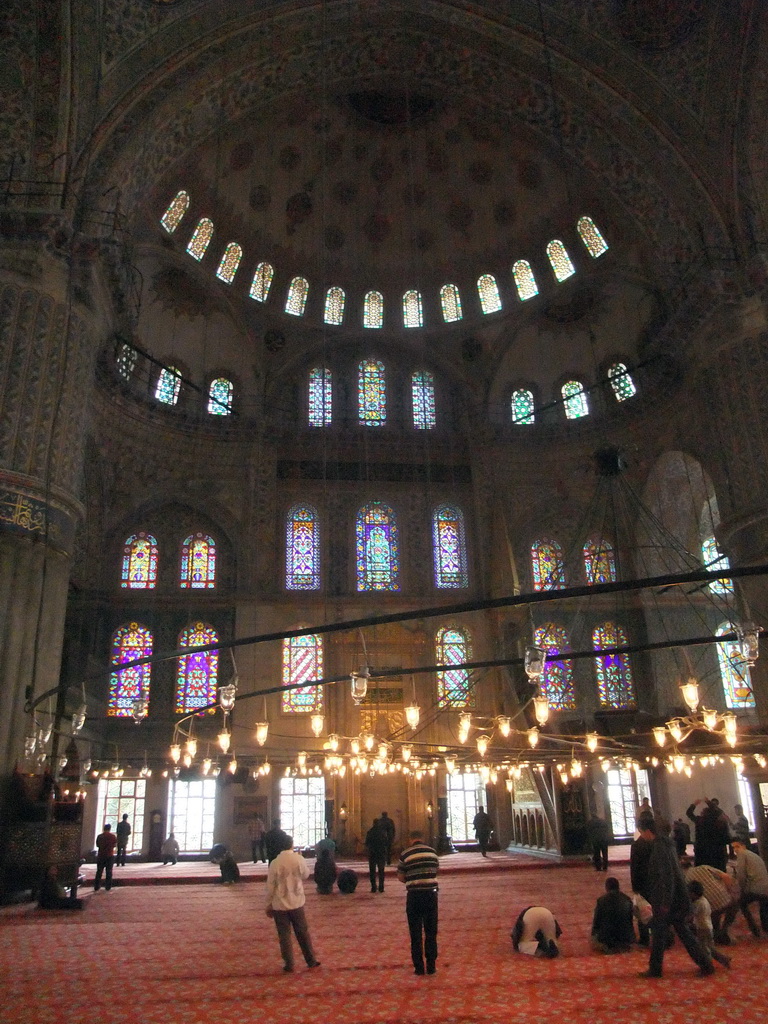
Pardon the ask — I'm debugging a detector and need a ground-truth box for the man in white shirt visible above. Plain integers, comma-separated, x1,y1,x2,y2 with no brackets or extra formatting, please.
265,834,321,972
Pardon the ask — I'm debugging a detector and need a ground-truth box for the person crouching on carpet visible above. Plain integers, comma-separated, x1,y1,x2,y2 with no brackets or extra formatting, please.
511,906,562,957
590,876,635,953
210,843,241,883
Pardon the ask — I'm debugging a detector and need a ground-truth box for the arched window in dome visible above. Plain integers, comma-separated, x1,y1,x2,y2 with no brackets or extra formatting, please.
412,370,436,430
155,367,182,406
512,260,539,301
108,623,153,717
250,262,274,302
533,624,575,709
282,635,324,714
577,216,609,258
702,537,733,594
308,367,332,427
436,626,472,707
286,504,320,591
531,539,565,591
716,622,755,709
356,503,399,591
364,290,384,329
584,537,616,585
608,363,637,402
432,504,468,589
546,240,576,282
121,533,158,589
562,380,589,419
186,218,213,261
116,343,137,381
161,190,189,234
215,243,242,284
358,359,386,426
175,623,219,715
403,290,423,328
324,287,345,325
511,389,534,425
285,276,309,316
180,533,216,589
207,378,233,415
593,622,635,708
440,284,463,323
477,274,502,314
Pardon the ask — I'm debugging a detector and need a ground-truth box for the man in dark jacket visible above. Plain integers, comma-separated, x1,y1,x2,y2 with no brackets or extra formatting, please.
686,798,729,870
365,818,388,892
587,813,612,871
591,876,634,952
473,806,492,857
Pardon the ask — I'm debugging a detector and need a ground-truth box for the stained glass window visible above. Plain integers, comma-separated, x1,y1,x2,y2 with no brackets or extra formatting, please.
282,634,324,713
562,380,589,419
286,504,320,590
546,240,576,282
186,218,213,260
436,626,472,707
108,623,153,717
358,359,386,426
403,290,423,328
412,370,436,430
180,533,216,589
593,622,636,708
364,290,384,328
161,190,189,234
716,622,755,709
533,624,575,709
433,504,468,588
208,378,233,415
356,503,400,591
250,262,274,302
577,216,609,258
478,274,502,314
531,539,565,591
511,389,534,425
215,243,242,284
440,284,463,323
308,367,332,426
155,367,182,405
324,287,345,325
702,537,733,594
121,533,158,589
285,276,309,316
584,537,616,585
608,363,637,401
116,343,137,381
176,623,219,715
512,260,539,301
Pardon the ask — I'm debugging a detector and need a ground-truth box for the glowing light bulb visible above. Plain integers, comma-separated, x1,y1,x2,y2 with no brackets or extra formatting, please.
255,721,269,746
310,713,325,738
218,730,231,754
668,721,683,743
444,755,456,774
401,745,412,763
497,715,511,738
186,738,197,758
202,758,212,776
680,678,700,713
362,732,375,752
378,741,389,761
476,734,490,757
169,743,181,764
328,734,339,752
297,751,307,769
182,753,192,768
228,757,238,774
702,708,718,731
528,727,539,748
533,695,549,726
653,726,667,748
350,736,361,755
586,732,598,753
405,704,421,730
570,759,582,778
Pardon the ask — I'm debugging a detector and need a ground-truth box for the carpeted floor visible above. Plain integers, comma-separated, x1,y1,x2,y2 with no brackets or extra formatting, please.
2,861,765,1024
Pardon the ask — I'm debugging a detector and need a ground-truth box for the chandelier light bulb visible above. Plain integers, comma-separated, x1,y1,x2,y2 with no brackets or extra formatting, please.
24,734,37,757
722,712,737,743
668,720,683,743
169,743,181,764
228,757,238,774
559,771,569,786
476,734,490,757
533,695,549,726
218,683,237,712
736,621,760,666
444,755,456,774
310,713,325,738
328,733,340,752
480,764,491,784
218,730,231,754
512,765,522,780
296,750,308,769
405,704,421,730
350,736,361,755
528,727,539,748
350,668,369,705
570,759,583,778
586,732,598,753
702,708,718,731
506,778,514,793
524,645,546,681
182,752,192,768
653,726,667,748
377,741,389,761
362,732,375,752
186,738,197,758
401,745,412,763
357,755,368,773
255,721,269,746
673,754,685,774
72,704,87,734
202,758,212,775
497,715,511,738
680,678,700,713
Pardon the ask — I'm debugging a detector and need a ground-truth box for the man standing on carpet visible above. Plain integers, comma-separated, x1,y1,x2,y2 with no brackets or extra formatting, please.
473,806,492,857
365,817,388,892
265,834,321,973
115,813,131,867
94,823,117,891
398,830,439,975
264,818,290,864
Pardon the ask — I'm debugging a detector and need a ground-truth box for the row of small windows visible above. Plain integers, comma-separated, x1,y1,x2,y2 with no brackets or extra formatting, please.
117,347,235,416
121,532,217,589
161,190,608,327
309,363,436,429
511,365,637,425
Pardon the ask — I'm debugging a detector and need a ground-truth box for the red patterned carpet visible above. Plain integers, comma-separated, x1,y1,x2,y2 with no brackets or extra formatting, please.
2,860,766,1024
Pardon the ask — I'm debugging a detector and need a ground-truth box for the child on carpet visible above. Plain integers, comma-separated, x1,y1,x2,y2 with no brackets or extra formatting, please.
687,880,731,969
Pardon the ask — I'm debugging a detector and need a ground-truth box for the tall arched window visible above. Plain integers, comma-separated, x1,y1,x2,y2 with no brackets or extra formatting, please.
215,243,242,284
436,626,472,707
562,380,589,419
440,283,462,323
250,262,274,302
608,363,637,401
308,367,332,427
324,287,345,325
702,537,733,594
286,504,320,590
155,367,182,405
186,218,213,260
208,378,233,415
285,276,309,316
477,274,502,314
282,634,324,713
161,190,190,234
511,389,534,425
356,503,399,591
584,538,616,584
577,216,609,258
546,240,576,282
175,623,219,715
121,533,158,589
531,539,565,591
412,370,436,430
364,290,384,328
180,533,216,589
716,622,755,709
433,505,468,588
403,290,423,328
358,359,386,426
108,623,153,717
512,260,539,300
116,343,137,381
533,624,575,709
593,622,636,708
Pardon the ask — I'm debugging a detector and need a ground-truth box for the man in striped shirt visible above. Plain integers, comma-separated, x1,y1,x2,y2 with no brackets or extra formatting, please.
397,830,440,975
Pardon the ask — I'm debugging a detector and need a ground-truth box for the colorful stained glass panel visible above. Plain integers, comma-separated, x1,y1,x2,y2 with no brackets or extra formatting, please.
436,626,472,707
608,363,637,402
356,503,399,591
716,622,755,709
412,371,436,430
358,359,386,426
282,634,324,713
364,290,384,328
161,190,189,234
180,533,216,589
187,218,213,260
584,538,616,584
511,389,534,424
121,533,158,589
546,240,576,282
116,343,137,381
440,284,462,323
208,378,233,415
533,624,575,709
108,623,153,717
562,380,588,419
250,262,274,302
531,539,565,591
403,290,423,328
156,367,181,405
285,276,309,316
433,505,468,588
324,287,345,325
593,622,635,708
216,243,242,284
702,537,733,594
176,623,219,714
478,274,502,314
308,367,332,426
577,216,609,258
286,505,320,590
512,260,539,300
